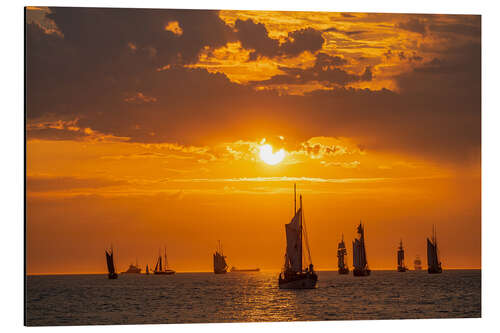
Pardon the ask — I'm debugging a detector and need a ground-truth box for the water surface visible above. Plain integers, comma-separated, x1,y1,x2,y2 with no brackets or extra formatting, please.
26,270,481,326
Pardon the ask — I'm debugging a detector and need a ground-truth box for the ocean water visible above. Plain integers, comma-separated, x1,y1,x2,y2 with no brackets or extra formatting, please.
26,270,481,326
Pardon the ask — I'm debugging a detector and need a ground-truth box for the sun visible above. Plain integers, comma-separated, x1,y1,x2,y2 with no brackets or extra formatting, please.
259,144,285,165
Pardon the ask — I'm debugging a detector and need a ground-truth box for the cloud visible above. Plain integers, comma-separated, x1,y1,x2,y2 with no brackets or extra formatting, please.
27,176,128,192
234,19,324,59
26,9,481,165
396,18,427,35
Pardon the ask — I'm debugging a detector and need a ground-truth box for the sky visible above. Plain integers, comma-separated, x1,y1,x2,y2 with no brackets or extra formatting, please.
25,7,481,274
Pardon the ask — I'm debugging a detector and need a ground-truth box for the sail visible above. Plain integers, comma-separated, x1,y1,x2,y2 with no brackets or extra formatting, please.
337,240,347,268
105,250,115,274
352,239,360,268
427,238,438,269
397,250,404,266
353,223,368,270
285,207,302,272
213,251,227,271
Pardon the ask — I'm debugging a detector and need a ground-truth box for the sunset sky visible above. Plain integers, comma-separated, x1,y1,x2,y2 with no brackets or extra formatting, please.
26,7,480,274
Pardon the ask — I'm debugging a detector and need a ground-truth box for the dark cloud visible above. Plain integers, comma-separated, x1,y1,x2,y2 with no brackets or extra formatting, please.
249,52,370,87
396,18,427,35
235,19,324,59
26,8,481,165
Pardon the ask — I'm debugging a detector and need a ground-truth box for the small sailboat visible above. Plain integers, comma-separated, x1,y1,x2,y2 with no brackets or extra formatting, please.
352,222,371,276
337,234,349,274
278,184,318,289
154,247,176,275
397,239,408,272
213,240,228,274
427,225,443,274
414,255,422,271
105,246,118,279
145,264,149,275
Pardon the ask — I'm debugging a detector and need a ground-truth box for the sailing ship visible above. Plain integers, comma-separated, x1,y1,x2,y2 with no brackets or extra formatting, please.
122,258,141,274
397,239,408,272
213,240,228,274
105,246,118,279
278,184,318,289
414,255,422,271
352,222,371,276
337,234,349,274
427,225,443,274
154,247,176,275
230,267,260,272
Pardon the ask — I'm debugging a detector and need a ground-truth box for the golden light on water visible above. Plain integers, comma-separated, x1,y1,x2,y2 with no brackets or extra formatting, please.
259,144,285,165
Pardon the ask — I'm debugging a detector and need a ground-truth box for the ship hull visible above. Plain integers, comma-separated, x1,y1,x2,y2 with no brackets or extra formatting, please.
231,269,260,272
428,267,442,274
338,267,349,275
108,273,118,279
154,270,175,275
397,266,408,272
353,268,371,276
214,269,227,274
279,272,318,289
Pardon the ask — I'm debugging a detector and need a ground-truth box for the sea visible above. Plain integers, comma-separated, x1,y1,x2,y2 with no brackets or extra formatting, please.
25,270,481,326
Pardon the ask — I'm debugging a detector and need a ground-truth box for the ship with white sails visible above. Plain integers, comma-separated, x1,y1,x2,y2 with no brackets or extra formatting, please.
397,239,408,272
337,234,349,274
213,240,228,274
427,225,443,274
105,246,118,279
154,247,176,275
352,222,371,276
278,184,318,289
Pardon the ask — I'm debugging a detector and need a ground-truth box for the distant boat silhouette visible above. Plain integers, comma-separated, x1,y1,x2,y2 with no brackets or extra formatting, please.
427,225,443,274
145,264,149,275
278,184,318,289
105,246,118,279
213,240,228,274
337,234,349,274
397,239,408,272
154,247,176,275
122,258,141,274
352,222,371,276
230,267,260,272
414,255,422,271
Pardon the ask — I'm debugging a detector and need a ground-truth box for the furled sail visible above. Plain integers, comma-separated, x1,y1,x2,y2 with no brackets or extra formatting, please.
337,239,347,269
285,207,302,272
397,240,405,267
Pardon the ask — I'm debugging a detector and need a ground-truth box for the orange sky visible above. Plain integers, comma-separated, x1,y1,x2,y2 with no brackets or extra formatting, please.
26,8,481,274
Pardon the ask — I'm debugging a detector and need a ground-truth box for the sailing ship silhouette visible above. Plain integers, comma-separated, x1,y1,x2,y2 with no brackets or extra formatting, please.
278,184,318,289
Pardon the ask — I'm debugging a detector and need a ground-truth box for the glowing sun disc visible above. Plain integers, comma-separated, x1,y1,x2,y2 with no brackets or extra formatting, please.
259,144,285,165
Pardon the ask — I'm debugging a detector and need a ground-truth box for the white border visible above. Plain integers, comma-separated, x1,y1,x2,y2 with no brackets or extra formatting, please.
2,0,499,332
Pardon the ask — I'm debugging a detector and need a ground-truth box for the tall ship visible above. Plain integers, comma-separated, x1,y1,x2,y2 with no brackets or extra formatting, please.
427,225,443,274
337,234,349,274
278,184,318,289
397,239,408,272
105,246,118,279
230,267,260,272
414,255,422,270
352,222,371,276
122,259,141,274
213,240,228,274
154,247,176,275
